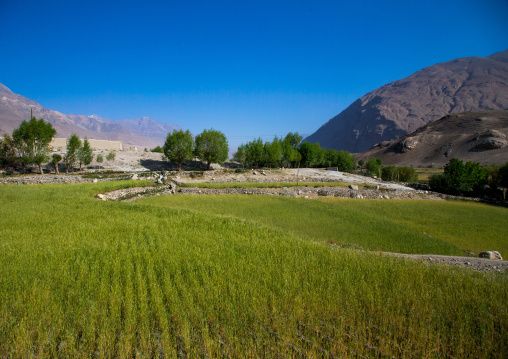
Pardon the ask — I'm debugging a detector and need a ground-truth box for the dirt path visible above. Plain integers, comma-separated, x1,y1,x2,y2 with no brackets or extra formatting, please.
380,252,507,273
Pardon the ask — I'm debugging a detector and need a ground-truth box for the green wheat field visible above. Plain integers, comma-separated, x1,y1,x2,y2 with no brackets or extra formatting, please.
0,180,507,358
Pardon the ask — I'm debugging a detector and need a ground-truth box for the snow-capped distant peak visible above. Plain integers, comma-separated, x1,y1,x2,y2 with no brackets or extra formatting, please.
88,114,101,120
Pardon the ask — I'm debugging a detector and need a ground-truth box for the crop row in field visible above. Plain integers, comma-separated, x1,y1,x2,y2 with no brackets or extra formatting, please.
0,181,506,357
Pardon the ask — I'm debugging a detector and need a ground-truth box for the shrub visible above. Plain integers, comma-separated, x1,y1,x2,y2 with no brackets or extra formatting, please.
366,157,381,176
381,166,398,181
398,166,418,182
429,158,487,195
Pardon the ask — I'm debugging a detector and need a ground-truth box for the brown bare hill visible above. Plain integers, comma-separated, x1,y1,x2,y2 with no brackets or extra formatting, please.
305,50,508,153
357,110,508,167
0,83,180,149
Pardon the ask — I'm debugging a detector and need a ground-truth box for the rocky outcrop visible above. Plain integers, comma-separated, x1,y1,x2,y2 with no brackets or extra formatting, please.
305,50,508,153
357,110,508,167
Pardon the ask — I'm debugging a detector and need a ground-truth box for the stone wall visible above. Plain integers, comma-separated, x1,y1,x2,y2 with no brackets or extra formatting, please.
50,138,123,151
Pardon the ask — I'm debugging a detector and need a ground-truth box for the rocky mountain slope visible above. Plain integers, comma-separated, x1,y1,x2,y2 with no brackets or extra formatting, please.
305,50,508,153
357,110,508,167
0,83,180,149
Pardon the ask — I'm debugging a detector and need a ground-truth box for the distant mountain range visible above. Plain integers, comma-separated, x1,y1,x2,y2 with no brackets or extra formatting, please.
305,49,508,153
0,83,180,149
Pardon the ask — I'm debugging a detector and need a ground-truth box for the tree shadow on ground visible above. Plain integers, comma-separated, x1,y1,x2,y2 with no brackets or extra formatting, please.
140,159,208,171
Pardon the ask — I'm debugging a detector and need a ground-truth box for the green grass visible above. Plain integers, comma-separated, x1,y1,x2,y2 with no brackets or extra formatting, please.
140,194,508,256
0,181,507,357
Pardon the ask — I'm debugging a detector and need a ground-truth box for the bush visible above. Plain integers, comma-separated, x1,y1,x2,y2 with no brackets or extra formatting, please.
398,166,418,182
381,166,398,181
429,158,487,195
366,157,381,176
151,146,164,153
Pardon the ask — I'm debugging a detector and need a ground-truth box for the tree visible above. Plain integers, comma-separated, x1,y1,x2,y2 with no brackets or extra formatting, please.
65,134,81,173
151,146,164,153
77,137,93,172
429,158,487,195
366,157,381,176
298,142,318,167
233,144,247,167
195,129,229,170
96,153,104,168
106,151,116,162
0,135,17,169
336,151,355,172
263,137,283,168
163,129,194,171
12,116,56,174
51,154,62,174
282,132,302,168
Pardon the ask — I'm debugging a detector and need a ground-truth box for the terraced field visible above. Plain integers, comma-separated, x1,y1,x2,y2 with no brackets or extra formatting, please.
0,180,506,357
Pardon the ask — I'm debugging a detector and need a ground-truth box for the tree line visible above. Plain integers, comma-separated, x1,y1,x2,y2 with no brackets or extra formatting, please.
232,132,356,171
163,128,228,170
0,116,115,173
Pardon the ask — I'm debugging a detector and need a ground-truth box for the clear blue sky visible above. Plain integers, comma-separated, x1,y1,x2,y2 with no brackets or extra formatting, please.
1,0,507,151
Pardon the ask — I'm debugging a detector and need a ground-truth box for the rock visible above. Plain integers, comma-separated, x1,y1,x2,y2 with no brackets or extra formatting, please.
97,194,105,201
132,174,139,180
93,178,98,183
349,184,359,190
253,171,257,175
479,251,503,260
475,138,508,150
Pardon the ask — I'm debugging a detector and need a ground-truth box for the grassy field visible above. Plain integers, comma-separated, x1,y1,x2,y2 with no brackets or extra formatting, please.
0,181,507,357
141,194,508,256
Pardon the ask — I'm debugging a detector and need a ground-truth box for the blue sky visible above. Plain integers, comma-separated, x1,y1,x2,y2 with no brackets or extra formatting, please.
1,0,507,151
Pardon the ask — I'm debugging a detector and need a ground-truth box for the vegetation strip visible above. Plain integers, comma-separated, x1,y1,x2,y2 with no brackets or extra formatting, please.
0,181,506,357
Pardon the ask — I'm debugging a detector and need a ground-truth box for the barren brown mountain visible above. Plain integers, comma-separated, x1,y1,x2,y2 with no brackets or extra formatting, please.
305,50,508,153
357,110,508,167
0,83,180,149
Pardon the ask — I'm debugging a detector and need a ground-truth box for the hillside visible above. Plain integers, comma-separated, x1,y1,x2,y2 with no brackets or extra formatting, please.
0,83,180,149
305,50,508,153
357,110,508,167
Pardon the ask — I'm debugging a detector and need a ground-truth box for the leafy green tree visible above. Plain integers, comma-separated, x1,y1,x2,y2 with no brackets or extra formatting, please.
283,132,302,149
366,157,381,176
298,142,318,167
429,158,487,195
163,129,194,171
194,129,229,170
77,137,93,172
12,116,57,174
397,166,418,182
151,146,164,153
51,154,62,174
96,153,104,166
244,137,264,168
336,150,356,172
65,134,81,173
358,159,365,167
233,144,247,167
106,151,116,162
282,132,302,168
314,144,326,167
0,135,17,169
264,137,283,168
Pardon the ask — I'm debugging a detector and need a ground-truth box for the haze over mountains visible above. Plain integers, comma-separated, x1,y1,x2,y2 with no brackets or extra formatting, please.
306,50,508,153
0,83,180,149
